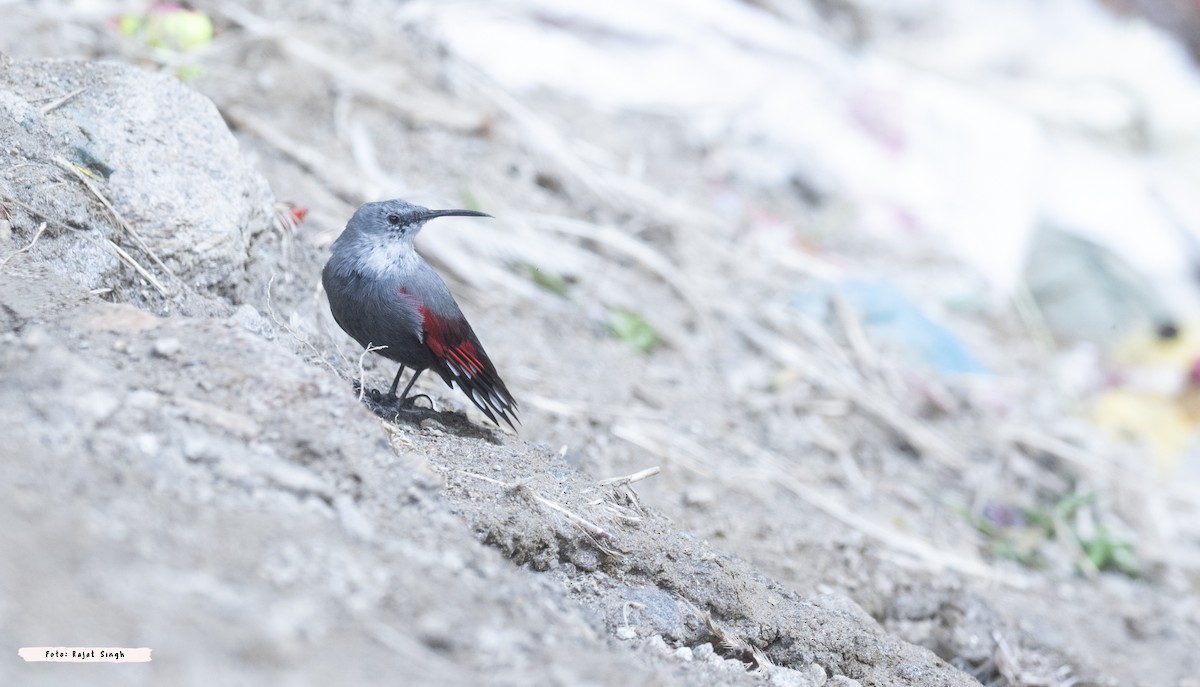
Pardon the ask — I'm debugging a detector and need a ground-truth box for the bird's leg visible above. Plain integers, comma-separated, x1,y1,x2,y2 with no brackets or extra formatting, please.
385,365,407,401
396,368,425,404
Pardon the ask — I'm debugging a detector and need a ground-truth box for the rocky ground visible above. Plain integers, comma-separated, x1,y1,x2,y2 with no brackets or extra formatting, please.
2,2,1199,686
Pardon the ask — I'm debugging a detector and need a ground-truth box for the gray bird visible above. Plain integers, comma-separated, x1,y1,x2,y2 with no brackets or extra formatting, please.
323,199,518,430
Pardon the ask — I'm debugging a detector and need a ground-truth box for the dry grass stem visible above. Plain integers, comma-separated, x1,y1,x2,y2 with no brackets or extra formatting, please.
836,447,873,498
528,212,713,331
832,293,881,383
102,237,172,296
529,491,616,544
1012,279,1057,352
848,385,965,469
704,614,765,670
1005,427,1115,481
743,308,966,469
615,415,1018,585
523,393,670,421
622,413,1030,587
0,194,79,233
357,343,388,401
456,470,619,551
993,632,1078,687
748,443,1026,587
620,600,647,634
225,108,364,206
0,221,47,268
54,156,178,295
1052,510,1099,579
598,501,644,524
219,3,481,131
265,274,342,379
611,423,712,477
363,617,429,657
0,192,163,290
463,67,721,232
40,86,87,115
596,466,661,487
456,469,512,488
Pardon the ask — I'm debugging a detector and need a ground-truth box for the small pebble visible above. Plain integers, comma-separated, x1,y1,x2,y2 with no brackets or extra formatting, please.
126,389,160,410
334,494,376,541
135,433,159,455
769,666,812,687
683,485,715,507
673,646,693,662
644,635,669,654
692,642,716,662
152,337,181,357
416,612,454,650
77,390,120,422
22,327,47,348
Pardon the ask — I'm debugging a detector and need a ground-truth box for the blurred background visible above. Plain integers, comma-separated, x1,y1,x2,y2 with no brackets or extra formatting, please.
5,0,1200,683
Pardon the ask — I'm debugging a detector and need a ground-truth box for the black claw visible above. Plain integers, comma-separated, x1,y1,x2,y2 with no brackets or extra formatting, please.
403,393,434,409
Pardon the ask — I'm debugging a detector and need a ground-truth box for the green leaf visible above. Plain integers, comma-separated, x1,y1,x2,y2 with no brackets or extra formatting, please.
518,263,570,297
1083,527,1139,576
609,309,660,353
458,190,485,213
1054,491,1095,519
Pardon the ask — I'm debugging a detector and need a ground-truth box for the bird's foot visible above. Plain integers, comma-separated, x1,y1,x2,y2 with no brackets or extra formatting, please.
351,384,408,408
355,386,388,404
376,391,434,413
350,381,442,424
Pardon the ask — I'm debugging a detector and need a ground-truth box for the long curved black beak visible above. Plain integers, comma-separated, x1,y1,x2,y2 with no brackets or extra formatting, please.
420,208,493,221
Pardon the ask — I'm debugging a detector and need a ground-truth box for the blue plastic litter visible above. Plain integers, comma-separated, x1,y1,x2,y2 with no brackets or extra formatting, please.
793,280,987,375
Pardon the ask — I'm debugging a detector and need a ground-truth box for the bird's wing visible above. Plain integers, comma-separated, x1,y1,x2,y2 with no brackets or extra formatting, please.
420,307,519,430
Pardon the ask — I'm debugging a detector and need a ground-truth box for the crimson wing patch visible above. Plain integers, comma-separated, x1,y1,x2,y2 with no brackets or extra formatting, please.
420,307,519,430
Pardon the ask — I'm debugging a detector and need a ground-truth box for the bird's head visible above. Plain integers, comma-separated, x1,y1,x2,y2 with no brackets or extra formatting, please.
346,198,492,246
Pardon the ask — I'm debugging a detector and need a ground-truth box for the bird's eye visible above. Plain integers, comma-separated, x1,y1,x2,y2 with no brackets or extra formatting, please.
387,214,401,226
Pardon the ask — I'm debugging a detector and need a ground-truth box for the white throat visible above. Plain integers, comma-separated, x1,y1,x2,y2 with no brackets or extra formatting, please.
353,233,420,277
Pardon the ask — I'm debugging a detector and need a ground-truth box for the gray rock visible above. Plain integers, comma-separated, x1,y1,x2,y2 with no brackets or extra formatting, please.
0,56,272,306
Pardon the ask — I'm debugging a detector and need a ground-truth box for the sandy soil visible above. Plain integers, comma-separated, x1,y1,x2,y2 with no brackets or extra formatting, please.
2,2,1199,686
